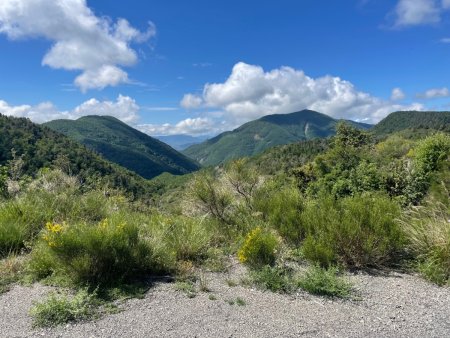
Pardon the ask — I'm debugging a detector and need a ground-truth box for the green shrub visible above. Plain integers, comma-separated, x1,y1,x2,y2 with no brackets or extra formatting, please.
28,215,157,286
297,265,352,298
238,227,279,268
253,180,306,242
30,289,98,327
250,265,293,293
301,194,403,268
400,205,450,286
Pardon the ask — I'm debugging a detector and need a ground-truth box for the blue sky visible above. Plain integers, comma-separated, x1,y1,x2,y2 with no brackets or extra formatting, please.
1,0,450,135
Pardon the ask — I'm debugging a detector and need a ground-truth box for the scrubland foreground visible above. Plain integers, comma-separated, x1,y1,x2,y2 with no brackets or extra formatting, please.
0,123,449,337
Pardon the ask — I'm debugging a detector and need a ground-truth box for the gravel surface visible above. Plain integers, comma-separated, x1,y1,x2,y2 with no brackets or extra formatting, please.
1,265,449,338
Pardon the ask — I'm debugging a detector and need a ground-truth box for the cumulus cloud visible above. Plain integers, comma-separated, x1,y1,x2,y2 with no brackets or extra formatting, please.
390,0,450,27
391,88,406,100
138,117,218,136
416,87,450,99
0,0,155,91
0,95,139,123
181,62,423,126
180,94,203,109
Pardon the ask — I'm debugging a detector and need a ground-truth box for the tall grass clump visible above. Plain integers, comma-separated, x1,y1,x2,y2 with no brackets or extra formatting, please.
400,204,450,286
143,214,214,268
28,215,158,286
301,193,403,268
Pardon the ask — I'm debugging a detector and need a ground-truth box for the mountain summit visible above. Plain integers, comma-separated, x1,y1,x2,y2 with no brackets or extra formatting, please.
183,110,370,166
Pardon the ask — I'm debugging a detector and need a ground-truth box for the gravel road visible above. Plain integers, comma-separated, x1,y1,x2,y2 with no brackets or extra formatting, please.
1,265,449,338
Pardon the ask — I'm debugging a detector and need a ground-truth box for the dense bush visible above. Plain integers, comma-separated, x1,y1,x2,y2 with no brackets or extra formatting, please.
29,215,157,286
238,227,279,268
253,179,306,242
0,170,113,257
301,194,403,268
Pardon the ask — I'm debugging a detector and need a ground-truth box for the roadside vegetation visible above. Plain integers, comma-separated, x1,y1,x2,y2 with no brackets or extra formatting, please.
0,122,448,327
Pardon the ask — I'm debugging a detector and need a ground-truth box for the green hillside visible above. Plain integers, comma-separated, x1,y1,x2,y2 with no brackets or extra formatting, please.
44,116,199,179
0,114,156,198
373,111,450,135
183,110,369,166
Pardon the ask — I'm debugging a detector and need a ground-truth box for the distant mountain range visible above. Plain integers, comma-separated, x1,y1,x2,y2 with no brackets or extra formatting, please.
182,110,371,166
155,134,210,151
44,116,199,179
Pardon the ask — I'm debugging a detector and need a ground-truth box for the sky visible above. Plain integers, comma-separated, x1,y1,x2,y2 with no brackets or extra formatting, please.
1,0,450,136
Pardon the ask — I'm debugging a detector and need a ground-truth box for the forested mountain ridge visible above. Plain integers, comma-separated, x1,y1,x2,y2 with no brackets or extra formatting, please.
183,109,371,166
44,115,200,179
0,114,156,198
373,111,450,135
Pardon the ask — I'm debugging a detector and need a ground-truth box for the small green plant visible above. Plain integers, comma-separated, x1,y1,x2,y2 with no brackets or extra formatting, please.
226,279,238,287
250,265,293,293
238,227,279,269
175,280,197,298
235,297,246,306
30,289,98,327
198,271,210,292
208,294,217,300
297,265,352,298
226,299,235,305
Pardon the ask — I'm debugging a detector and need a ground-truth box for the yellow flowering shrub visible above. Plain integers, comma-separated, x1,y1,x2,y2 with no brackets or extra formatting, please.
238,227,279,268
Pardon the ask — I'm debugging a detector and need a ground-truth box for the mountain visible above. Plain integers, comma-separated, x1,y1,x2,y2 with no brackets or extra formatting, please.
0,114,156,198
155,134,210,151
372,111,450,135
182,110,370,166
44,116,200,179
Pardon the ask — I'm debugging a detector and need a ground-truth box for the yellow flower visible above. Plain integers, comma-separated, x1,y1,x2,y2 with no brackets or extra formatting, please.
98,218,108,229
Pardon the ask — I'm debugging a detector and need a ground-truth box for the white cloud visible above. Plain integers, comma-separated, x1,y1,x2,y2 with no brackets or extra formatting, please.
0,95,139,123
416,87,450,98
440,37,450,43
391,87,406,100
0,0,155,91
180,94,203,109
390,0,450,27
181,62,423,126
74,65,129,92
393,0,440,26
138,117,217,136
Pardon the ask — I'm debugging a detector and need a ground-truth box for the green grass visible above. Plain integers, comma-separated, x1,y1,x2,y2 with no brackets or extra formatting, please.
297,265,353,298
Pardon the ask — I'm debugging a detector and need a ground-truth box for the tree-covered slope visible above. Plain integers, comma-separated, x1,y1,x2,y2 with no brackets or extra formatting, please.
0,114,156,198
372,111,450,135
183,110,369,166
44,116,199,179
